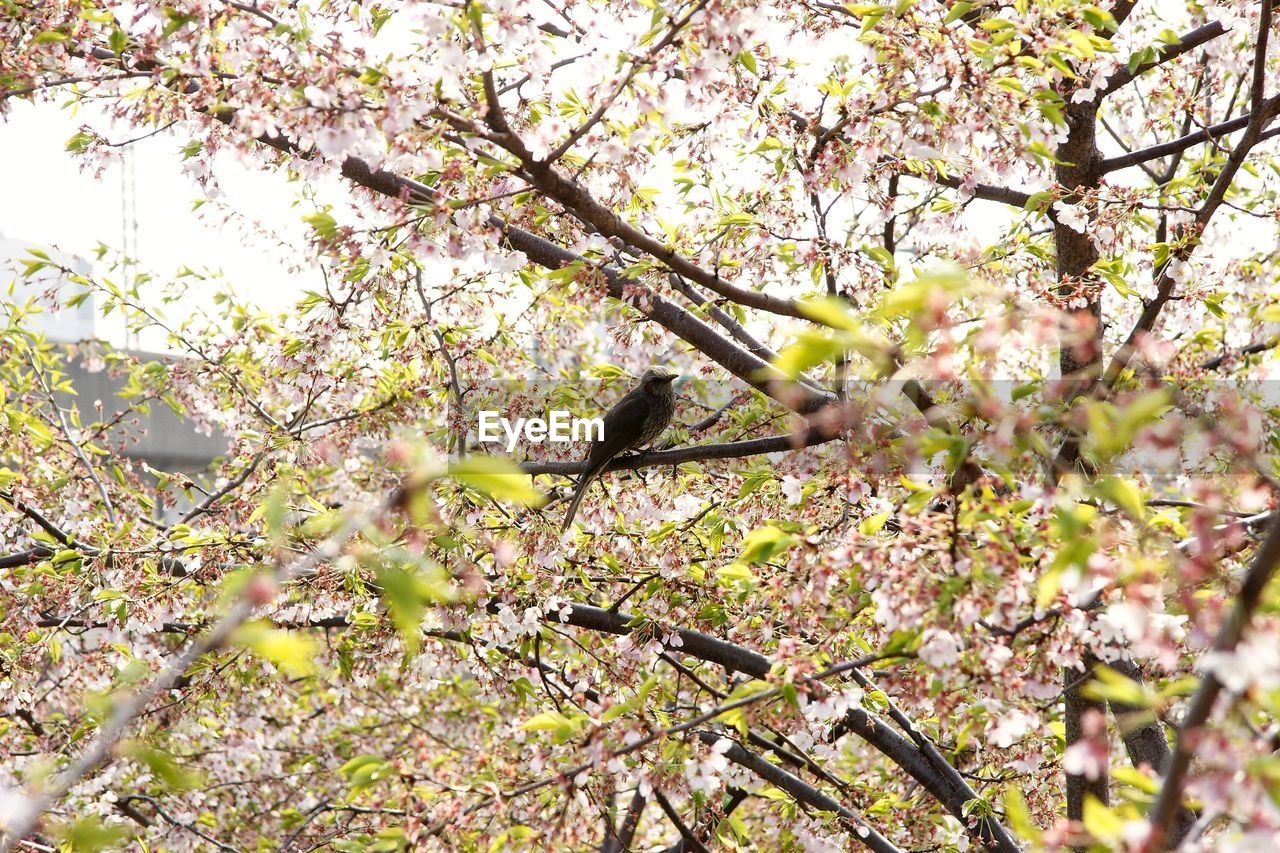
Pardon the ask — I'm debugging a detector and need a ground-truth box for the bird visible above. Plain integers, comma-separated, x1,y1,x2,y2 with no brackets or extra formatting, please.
560,367,678,532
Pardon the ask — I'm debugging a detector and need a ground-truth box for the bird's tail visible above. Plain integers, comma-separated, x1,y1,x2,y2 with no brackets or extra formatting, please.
561,465,602,533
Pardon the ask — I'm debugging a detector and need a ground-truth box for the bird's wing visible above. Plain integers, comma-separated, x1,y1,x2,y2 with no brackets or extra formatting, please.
584,387,652,469
561,387,651,532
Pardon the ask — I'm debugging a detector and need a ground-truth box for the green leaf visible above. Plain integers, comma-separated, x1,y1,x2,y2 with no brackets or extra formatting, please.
521,711,571,731
123,742,203,790
338,755,393,795
874,265,970,320
1095,476,1145,521
1111,766,1159,795
601,702,630,723
1004,786,1042,843
303,211,339,239
1082,795,1124,844
1035,565,1063,610
1082,664,1154,708
736,525,796,564
797,296,859,330
715,563,756,583
1081,6,1118,32
943,2,974,24
772,330,845,377
521,710,589,743
859,511,890,535
449,456,546,506
56,816,130,851
232,621,319,677
1116,390,1171,441
66,130,95,153
601,674,659,723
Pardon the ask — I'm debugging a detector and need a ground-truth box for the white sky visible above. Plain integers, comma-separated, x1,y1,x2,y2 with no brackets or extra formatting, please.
0,100,320,348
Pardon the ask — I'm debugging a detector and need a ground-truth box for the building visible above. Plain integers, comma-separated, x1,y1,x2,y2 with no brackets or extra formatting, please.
2,233,226,490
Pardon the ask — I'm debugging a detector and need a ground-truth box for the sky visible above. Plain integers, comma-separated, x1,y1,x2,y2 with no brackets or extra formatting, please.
0,99,321,348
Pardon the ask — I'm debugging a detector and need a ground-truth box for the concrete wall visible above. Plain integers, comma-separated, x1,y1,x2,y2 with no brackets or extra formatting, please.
58,352,227,476
2,233,226,479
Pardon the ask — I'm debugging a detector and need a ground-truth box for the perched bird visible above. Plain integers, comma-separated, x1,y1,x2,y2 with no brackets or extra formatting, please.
561,367,678,532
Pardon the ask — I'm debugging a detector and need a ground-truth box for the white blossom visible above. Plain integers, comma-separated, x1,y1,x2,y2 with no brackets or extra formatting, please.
1053,200,1089,234
918,629,963,668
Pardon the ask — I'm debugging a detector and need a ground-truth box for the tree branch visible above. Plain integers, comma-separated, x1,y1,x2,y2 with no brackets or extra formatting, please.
492,135,811,320
652,790,711,853
1104,657,1195,840
695,732,902,853
669,273,779,362
520,428,842,476
1098,21,1228,100
1064,653,1110,826
1148,509,1280,847
1099,94,1280,173
0,548,54,570
1105,658,1174,777
840,671,1023,853
600,789,646,853
330,156,835,413
0,493,392,852
909,169,1034,208
784,110,1035,208
0,493,81,549
1100,2,1278,389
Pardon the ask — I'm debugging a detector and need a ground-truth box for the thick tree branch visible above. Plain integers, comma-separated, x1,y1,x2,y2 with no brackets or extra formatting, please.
600,789,646,853
492,138,810,320
838,673,1023,853
1110,0,1140,28
1198,336,1279,371
0,547,54,569
1064,653,1110,826
0,493,80,548
1105,658,1174,776
784,110,1035,208
280,137,834,413
669,274,779,362
832,708,972,819
338,157,834,412
1104,658,1196,839
911,170,1035,208
652,790,711,853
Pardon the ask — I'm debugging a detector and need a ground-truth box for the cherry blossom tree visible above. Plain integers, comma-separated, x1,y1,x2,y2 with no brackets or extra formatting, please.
3,0,1280,849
